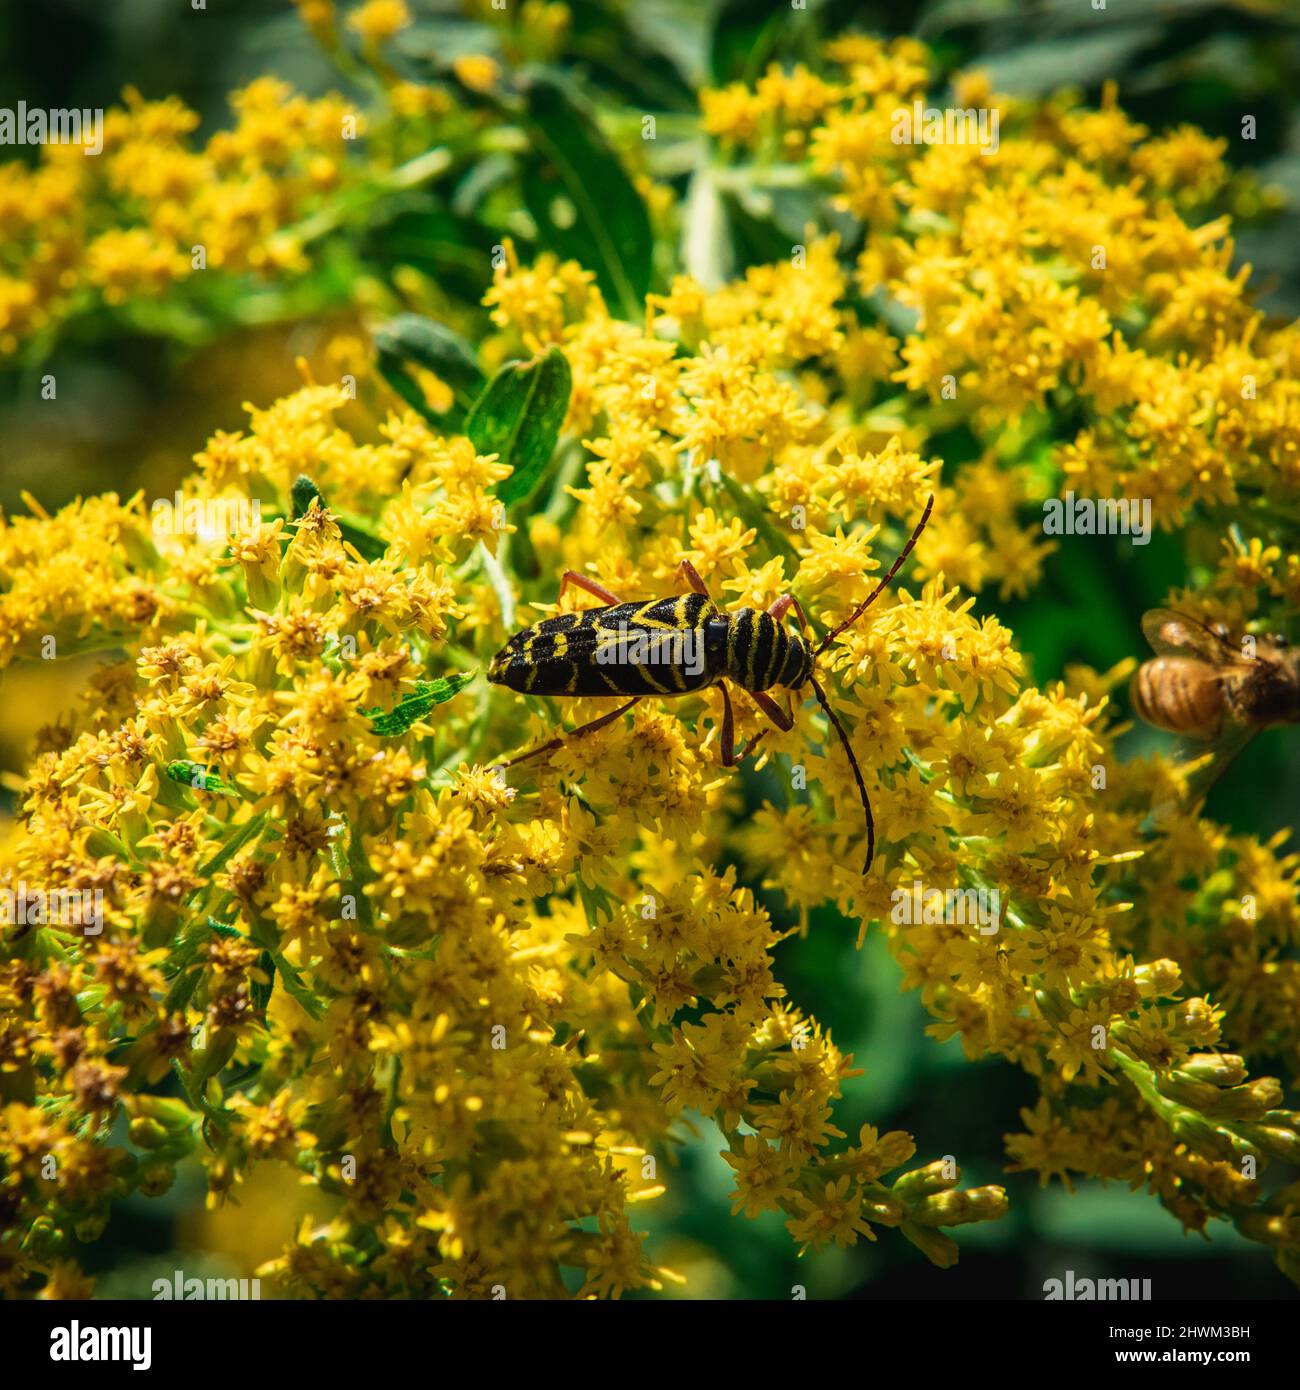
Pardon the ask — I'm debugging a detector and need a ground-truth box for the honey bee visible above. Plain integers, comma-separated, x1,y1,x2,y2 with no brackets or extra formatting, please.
1132,608,1300,801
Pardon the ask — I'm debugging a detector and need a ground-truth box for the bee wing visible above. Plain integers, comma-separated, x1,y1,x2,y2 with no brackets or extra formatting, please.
1141,609,1245,664
1145,719,1259,832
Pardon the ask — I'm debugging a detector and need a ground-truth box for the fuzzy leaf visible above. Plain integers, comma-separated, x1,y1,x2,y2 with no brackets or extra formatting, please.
467,348,572,507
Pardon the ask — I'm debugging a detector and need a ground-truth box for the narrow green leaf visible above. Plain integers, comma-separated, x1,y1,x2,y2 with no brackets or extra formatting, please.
338,521,387,563
170,1059,234,1135
190,1029,239,1090
165,916,242,988
195,812,267,880
365,209,492,311
722,189,810,275
165,762,241,798
84,827,130,862
624,0,715,88
271,952,325,1020
478,542,516,633
715,472,799,565
521,70,652,318
251,949,275,1015
467,347,572,507
975,28,1162,97
163,967,202,1015
710,0,791,84
683,168,733,291
364,672,476,737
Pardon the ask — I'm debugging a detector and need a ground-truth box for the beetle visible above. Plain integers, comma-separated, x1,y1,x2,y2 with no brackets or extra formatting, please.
487,495,934,872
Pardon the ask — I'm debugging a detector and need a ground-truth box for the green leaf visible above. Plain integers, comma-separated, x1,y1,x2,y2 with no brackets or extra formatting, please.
290,475,389,562
164,762,241,798
366,207,491,307
190,1028,239,1090
624,0,716,89
974,28,1162,96
364,672,476,737
163,967,202,1015
83,827,130,862
521,70,652,318
715,472,799,566
451,154,515,217
467,347,572,507
195,812,267,880
710,0,801,84
683,168,733,291
170,1059,234,1135
270,951,325,1020
251,950,275,1015
290,474,320,520
166,916,243,983
396,18,500,63
374,313,485,427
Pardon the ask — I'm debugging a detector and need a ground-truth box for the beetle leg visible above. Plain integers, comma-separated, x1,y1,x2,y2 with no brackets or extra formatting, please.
768,593,810,631
558,570,624,607
675,558,712,600
750,689,796,732
719,683,737,766
495,698,640,769
719,683,770,766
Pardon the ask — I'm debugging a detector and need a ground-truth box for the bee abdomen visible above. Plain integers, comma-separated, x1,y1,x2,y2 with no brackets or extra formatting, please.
1132,657,1224,738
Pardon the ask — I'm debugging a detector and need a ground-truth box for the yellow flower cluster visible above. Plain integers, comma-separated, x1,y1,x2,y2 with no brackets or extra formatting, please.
0,357,1013,1295
3,31,1299,1299
4,220,1300,1294
0,79,360,355
704,42,1296,537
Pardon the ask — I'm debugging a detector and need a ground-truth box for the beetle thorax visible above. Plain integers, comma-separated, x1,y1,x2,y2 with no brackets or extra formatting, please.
716,608,813,693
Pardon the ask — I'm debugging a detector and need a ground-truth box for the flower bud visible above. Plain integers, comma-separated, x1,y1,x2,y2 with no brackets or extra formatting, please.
893,1160,959,1199
1178,1053,1246,1086
128,1117,168,1150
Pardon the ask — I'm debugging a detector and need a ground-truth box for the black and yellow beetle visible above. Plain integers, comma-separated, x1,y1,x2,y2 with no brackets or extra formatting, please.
488,496,934,872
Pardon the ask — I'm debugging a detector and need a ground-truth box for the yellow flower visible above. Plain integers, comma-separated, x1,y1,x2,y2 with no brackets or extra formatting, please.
452,55,501,94
345,0,411,44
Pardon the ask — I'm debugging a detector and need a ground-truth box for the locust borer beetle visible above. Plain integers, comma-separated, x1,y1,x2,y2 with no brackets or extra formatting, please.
488,496,934,873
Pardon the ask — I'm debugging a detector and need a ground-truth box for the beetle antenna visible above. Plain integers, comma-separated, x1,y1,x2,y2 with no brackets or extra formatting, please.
811,675,874,874
814,494,934,658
